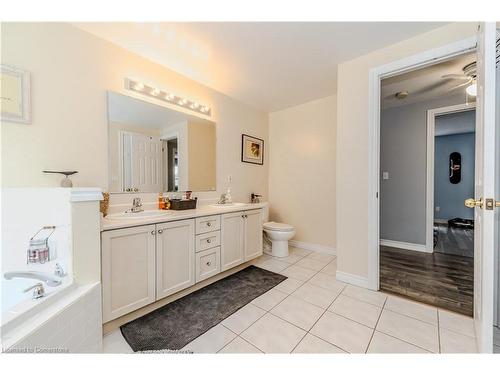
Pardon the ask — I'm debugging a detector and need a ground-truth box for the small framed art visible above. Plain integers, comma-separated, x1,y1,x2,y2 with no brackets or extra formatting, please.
1,64,31,124
241,134,264,165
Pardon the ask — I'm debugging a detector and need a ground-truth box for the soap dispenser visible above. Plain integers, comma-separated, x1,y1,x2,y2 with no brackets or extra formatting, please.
225,187,232,204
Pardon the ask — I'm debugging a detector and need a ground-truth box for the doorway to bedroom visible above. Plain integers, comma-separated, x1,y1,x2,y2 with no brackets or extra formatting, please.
378,52,476,316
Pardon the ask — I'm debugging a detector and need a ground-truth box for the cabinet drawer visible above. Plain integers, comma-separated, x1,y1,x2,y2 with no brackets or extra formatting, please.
196,247,221,282
195,215,221,234
195,231,221,252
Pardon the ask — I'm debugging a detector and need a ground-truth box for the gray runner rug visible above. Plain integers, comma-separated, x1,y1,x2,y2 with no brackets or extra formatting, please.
120,265,287,352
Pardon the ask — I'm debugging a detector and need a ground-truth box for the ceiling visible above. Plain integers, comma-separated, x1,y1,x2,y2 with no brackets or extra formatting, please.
381,51,477,109
75,22,448,112
108,91,211,129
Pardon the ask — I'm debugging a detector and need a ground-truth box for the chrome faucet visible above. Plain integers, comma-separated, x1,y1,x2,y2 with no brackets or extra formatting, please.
4,271,62,287
217,194,228,205
128,197,144,213
24,282,45,299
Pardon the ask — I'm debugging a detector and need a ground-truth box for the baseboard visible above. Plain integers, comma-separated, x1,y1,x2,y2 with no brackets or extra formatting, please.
288,240,336,255
380,239,431,253
336,271,369,289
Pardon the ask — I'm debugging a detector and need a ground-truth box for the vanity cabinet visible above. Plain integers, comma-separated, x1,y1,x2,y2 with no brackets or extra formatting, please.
156,219,195,300
101,225,156,323
244,209,264,260
221,209,263,271
101,207,262,323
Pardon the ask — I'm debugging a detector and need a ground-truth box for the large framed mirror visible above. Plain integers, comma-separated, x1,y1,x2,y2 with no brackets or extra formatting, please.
107,91,216,193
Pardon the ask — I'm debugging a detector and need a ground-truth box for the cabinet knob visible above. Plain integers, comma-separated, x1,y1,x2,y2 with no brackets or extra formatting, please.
207,238,211,243
207,222,212,227
206,261,211,266
133,188,139,192
151,230,156,235
157,229,163,234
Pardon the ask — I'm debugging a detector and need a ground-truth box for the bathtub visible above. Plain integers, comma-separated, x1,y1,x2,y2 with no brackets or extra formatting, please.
1,278,102,352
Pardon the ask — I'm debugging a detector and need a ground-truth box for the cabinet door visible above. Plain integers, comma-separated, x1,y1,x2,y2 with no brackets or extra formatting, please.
244,209,263,261
101,225,156,323
156,219,195,299
221,212,245,271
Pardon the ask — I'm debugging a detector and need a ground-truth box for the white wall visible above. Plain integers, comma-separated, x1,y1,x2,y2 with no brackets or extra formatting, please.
336,23,477,280
268,95,336,250
1,23,268,204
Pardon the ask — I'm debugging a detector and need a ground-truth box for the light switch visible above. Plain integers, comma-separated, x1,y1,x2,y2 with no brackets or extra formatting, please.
382,172,389,180
435,206,440,212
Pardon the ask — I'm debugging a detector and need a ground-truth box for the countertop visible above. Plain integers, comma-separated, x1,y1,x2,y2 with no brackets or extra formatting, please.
101,202,267,231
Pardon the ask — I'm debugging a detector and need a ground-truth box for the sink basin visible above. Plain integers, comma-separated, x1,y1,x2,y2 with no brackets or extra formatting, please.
106,210,173,220
210,202,247,208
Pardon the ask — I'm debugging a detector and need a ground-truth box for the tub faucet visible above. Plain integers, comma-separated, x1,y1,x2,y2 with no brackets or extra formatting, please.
4,271,62,287
24,282,45,299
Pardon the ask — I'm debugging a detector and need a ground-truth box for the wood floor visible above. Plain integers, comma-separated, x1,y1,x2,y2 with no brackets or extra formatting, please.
380,245,474,316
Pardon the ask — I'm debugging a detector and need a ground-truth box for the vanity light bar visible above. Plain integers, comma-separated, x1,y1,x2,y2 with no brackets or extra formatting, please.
125,79,211,116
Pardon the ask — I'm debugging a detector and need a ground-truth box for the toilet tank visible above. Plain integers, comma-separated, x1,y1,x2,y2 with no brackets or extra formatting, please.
261,202,269,223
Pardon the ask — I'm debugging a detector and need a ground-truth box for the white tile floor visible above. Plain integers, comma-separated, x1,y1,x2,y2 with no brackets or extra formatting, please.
102,247,478,354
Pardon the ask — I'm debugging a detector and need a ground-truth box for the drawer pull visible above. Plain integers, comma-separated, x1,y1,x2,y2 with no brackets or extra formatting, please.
207,238,211,243
151,230,156,235
207,222,212,227
206,261,212,266
157,229,163,234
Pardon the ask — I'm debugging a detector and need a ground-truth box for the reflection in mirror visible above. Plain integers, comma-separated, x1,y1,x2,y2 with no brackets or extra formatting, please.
107,91,216,193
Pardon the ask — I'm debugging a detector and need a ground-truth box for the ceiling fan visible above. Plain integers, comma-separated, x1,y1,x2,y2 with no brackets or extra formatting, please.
441,61,477,96
384,61,477,102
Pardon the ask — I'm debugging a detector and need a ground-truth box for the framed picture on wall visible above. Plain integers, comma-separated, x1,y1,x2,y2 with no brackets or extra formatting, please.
1,64,31,124
241,134,264,165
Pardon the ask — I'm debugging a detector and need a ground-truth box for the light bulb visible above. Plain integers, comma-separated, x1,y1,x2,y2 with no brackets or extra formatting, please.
133,82,144,91
165,93,174,101
179,98,188,105
151,88,160,96
466,83,477,97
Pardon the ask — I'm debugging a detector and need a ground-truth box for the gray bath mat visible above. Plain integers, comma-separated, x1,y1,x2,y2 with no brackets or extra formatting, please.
120,265,286,352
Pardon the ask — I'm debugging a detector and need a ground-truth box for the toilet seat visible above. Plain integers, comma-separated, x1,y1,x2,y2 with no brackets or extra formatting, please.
263,221,294,232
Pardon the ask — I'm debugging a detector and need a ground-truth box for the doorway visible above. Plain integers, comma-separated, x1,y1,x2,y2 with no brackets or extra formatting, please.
376,51,477,316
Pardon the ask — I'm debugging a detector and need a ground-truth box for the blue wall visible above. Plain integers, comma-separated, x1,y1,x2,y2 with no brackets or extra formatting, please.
434,131,475,221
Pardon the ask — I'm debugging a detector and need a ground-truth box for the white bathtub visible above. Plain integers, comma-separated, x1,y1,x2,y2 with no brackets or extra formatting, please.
1,280,102,352
1,275,73,329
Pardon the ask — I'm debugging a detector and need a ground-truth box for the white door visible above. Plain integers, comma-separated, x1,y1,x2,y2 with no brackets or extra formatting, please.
244,209,263,261
156,219,195,299
101,225,156,323
471,22,498,353
221,211,245,271
131,133,162,192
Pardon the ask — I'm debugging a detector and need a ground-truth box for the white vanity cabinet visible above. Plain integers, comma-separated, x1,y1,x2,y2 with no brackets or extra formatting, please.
101,207,263,323
101,225,156,323
156,219,195,300
221,209,263,271
244,209,264,260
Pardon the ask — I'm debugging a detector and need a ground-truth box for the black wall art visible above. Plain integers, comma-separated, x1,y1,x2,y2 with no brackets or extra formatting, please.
449,152,461,184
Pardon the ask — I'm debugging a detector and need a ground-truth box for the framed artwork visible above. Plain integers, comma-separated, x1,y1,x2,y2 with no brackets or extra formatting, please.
1,64,31,124
241,134,264,165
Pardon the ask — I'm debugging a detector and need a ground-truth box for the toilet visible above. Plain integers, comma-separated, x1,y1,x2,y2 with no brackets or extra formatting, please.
261,203,295,258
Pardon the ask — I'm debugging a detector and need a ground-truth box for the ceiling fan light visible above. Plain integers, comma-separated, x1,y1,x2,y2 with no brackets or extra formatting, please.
466,83,477,97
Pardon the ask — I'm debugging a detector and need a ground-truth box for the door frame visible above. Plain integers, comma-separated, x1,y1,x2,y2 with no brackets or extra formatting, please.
425,102,476,252
367,36,477,291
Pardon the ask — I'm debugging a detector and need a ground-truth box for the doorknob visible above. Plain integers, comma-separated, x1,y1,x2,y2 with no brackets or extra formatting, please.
464,198,483,209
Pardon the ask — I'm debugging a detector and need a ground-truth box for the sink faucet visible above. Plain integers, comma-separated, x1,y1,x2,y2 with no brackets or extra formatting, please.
217,194,228,205
128,197,143,213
